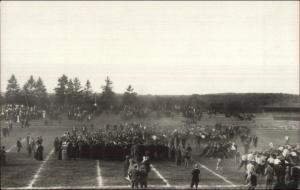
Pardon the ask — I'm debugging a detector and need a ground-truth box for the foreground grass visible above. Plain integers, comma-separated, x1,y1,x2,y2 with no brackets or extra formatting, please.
153,160,229,187
1,120,68,188
34,159,98,187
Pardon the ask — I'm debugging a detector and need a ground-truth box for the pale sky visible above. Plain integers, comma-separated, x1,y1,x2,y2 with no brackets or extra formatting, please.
1,1,299,95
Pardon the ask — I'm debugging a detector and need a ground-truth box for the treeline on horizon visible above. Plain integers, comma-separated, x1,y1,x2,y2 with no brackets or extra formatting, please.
1,74,299,116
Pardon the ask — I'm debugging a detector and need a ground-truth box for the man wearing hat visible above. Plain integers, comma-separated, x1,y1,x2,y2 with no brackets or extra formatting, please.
190,164,200,189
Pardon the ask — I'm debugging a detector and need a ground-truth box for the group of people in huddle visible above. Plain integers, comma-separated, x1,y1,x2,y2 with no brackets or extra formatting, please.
168,124,252,166
52,122,170,161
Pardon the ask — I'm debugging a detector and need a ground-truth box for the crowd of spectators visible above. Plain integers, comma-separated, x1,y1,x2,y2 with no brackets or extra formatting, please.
239,140,300,189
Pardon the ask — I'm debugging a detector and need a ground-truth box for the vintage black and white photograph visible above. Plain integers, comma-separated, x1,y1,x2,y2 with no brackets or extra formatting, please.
0,1,299,190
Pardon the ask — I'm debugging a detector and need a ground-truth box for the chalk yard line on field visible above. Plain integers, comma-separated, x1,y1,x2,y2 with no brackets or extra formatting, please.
198,163,236,187
7,138,26,152
96,160,103,187
6,132,37,153
26,148,55,189
151,164,171,187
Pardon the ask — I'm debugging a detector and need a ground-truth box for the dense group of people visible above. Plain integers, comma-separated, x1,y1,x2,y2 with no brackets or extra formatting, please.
1,104,47,138
165,123,252,167
237,140,300,190
53,122,170,161
0,104,46,123
198,124,252,158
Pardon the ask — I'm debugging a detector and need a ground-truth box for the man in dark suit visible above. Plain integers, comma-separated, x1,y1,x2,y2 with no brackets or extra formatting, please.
191,164,200,189
37,144,44,161
16,138,22,152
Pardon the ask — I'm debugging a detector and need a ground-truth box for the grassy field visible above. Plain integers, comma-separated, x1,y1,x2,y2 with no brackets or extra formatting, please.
1,112,299,189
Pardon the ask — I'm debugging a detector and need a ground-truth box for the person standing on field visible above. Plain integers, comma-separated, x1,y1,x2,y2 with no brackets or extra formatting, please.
27,140,32,157
191,164,201,189
16,138,22,152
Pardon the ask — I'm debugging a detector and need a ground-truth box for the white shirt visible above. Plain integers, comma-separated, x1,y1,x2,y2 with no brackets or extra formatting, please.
282,149,289,157
274,159,281,165
267,157,274,164
246,163,255,175
242,154,247,161
256,156,263,165
247,153,254,161
231,144,236,151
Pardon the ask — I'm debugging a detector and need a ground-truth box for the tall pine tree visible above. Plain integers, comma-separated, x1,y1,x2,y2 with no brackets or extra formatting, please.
83,80,93,104
22,75,36,106
54,74,68,104
67,79,74,105
122,85,138,108
73,77,82,105
100,76,116,111
5,74,21,104
34,77,48,107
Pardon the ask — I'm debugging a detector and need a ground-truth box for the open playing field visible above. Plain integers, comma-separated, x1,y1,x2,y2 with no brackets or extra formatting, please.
1,112,299,189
